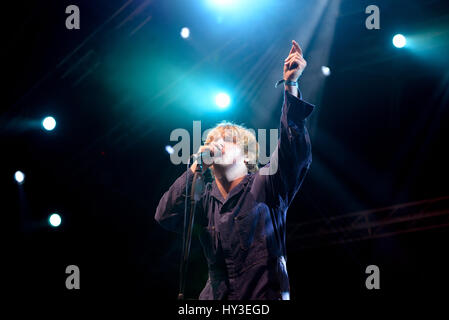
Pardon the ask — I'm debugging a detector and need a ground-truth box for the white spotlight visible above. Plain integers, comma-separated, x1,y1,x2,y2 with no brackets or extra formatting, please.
42,116,56,131
321,66,331,76
49,213,62,227
215,92,231,109
393,34,406,48
180,27,190,39
165,145,174,154
14,171,25,184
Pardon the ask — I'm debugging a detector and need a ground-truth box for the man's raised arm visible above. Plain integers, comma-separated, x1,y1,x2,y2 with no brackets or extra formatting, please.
255,40,314,210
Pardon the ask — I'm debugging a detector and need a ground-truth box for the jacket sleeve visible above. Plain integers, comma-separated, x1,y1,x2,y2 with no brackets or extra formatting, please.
254,89,315,211
155,168,194,234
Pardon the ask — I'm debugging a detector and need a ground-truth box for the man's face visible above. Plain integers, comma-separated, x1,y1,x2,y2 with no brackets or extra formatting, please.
210,136,244,167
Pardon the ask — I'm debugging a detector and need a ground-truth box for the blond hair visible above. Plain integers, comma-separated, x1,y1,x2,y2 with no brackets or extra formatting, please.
204,121,259,173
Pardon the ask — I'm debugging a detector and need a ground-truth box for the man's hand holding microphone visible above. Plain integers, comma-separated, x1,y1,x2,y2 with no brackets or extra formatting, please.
190,142,224,173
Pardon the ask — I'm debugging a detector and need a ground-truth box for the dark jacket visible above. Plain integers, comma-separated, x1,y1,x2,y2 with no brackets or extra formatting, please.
155,90,314,300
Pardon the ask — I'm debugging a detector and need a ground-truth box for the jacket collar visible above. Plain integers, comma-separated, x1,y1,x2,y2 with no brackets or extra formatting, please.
210,173,252,204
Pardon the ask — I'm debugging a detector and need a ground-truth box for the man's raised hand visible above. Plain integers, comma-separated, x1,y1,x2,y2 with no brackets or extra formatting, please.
283,40,307,82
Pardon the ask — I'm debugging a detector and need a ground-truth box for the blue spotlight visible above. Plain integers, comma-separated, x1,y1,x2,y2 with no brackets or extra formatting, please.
205,0,269,16
215,92,231,109
165,145,174,154
393,34,406,48
49,213,62,227
180,27,190,39
14,171,25,184
42,116,56,131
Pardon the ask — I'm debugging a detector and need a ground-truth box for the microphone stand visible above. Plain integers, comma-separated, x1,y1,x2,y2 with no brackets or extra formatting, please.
177,155,205,300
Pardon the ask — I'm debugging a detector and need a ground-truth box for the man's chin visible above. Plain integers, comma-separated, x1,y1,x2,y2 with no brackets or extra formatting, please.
212,162,232,169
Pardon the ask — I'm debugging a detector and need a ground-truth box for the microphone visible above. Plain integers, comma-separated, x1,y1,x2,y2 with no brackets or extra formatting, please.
191,145,222,163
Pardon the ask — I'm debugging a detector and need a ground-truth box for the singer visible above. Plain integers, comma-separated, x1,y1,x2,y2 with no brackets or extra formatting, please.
155,40,314,300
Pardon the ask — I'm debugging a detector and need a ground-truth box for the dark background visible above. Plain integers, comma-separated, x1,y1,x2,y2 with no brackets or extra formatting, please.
3,0,449,305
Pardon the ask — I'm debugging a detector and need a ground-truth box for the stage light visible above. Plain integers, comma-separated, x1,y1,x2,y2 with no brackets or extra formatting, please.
165,145,174,154
215,92,231,109
14,171,25,184
49,213,62,227
180,27,190,39
42,116,56,131
321,66,331,76
393,34,406,48
205,0,269,15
